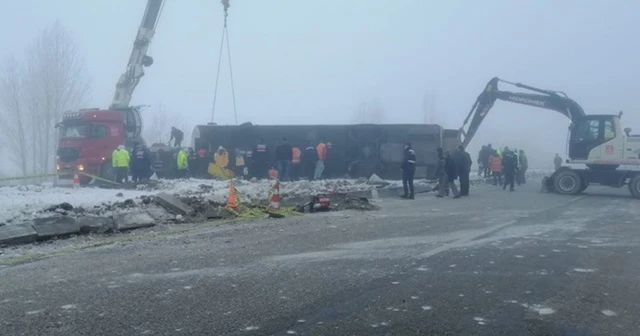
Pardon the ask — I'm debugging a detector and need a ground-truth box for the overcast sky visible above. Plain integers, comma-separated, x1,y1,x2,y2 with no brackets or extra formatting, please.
1,0,638,171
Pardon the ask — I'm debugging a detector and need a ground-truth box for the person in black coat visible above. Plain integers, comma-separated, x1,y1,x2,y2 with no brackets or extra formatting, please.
437,150,460,198
454,145,473,196
169,127,184,147
275,137,293,181
401,142,417,199
502,147,519,191
301,142,318,181
130,142,151,182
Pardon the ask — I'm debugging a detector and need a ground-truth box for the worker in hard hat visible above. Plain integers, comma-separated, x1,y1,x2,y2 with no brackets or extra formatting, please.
112,145,130,184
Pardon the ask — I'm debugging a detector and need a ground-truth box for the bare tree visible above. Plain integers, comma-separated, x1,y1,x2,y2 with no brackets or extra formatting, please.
144,104,170,145
0,57,29,177
144,104,191,147
0,21,91,182
352,97,386,124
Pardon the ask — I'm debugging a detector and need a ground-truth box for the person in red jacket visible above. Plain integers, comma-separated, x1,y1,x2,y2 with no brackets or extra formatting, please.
489,150,503,186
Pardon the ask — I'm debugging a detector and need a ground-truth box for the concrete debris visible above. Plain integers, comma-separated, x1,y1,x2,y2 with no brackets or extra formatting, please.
0,224,38,245
113,211,155,231
46,202,73,212
32,216,80,239
77,216,116,234
154,192,195,216
0,172,549,247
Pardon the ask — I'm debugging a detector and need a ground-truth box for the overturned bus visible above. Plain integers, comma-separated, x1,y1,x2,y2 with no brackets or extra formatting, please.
192,123,460,180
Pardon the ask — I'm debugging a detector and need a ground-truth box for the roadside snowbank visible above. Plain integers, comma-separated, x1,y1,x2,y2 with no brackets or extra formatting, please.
0,169,552,226
0,178,424,225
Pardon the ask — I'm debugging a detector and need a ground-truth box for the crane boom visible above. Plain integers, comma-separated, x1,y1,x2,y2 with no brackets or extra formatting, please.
459,77,585,148
110,0,164,110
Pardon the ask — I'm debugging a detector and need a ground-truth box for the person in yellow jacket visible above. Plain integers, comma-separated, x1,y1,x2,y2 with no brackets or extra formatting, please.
214,146,229,167
176,148,189,179
208,146,233,179
111,145,130,183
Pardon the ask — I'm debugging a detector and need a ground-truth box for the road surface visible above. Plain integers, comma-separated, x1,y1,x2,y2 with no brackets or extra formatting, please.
1,181,639,335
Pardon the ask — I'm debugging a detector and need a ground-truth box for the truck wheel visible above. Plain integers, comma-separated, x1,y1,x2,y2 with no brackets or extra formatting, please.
629,175,640,199
553,170,582,195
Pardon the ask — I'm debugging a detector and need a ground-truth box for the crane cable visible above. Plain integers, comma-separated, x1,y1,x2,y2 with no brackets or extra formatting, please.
211,0,238,125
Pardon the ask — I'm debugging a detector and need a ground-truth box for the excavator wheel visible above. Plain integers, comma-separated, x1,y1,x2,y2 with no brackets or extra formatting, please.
628,174,640,199
553,170,582,195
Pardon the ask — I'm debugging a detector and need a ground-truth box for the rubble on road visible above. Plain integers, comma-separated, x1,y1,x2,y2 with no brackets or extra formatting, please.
0,171,550,247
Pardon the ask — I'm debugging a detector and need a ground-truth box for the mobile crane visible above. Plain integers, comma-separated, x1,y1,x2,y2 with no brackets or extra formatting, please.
459,77,640,198
56,0,165,183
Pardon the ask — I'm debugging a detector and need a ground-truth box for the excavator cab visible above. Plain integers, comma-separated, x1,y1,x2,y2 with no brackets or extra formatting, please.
568,115,621,161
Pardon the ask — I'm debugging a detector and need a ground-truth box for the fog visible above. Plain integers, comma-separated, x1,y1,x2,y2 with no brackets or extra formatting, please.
0,0,638,175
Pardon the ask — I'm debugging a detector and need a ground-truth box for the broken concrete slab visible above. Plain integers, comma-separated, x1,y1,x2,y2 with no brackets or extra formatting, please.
32,216,80,239
77,216,115,234
113,211,156,231
204,207,233,219
154,192,195,216
0,224,38,245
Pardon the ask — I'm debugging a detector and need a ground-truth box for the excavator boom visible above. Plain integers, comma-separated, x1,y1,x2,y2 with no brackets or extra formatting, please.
459,77,585,148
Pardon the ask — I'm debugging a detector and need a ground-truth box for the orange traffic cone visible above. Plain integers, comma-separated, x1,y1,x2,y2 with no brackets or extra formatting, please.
72,174,80,188
225,179,239,209
268,179,282,216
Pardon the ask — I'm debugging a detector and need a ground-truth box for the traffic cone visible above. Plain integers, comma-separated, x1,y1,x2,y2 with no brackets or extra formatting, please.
267,179,282,217
225,179,239,209
72,173,80,188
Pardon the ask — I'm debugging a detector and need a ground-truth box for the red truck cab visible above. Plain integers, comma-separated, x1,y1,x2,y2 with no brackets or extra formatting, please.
56,108,141,183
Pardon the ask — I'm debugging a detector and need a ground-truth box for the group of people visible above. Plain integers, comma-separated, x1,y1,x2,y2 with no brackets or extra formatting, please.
477,144,528,191
110,142,153,184
433,145,473,199
266,137,331,181
398,143,474,200
172,138,334,182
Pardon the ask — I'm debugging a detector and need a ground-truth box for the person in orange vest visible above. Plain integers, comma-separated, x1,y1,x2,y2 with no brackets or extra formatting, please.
489,149,503,186
314,140,328,180
291,146,301,181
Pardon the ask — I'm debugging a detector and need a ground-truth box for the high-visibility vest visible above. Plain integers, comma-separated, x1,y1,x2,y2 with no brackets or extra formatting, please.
489,155,502,172
214,151,229,167
292,147,301,163
316,143,327,160
236,155,245,166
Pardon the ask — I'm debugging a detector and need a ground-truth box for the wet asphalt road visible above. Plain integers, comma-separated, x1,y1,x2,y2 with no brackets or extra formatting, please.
1,181,639,336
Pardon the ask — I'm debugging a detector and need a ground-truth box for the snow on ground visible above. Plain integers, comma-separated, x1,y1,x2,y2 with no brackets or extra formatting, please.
0,178,427,225
0,169,552,226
